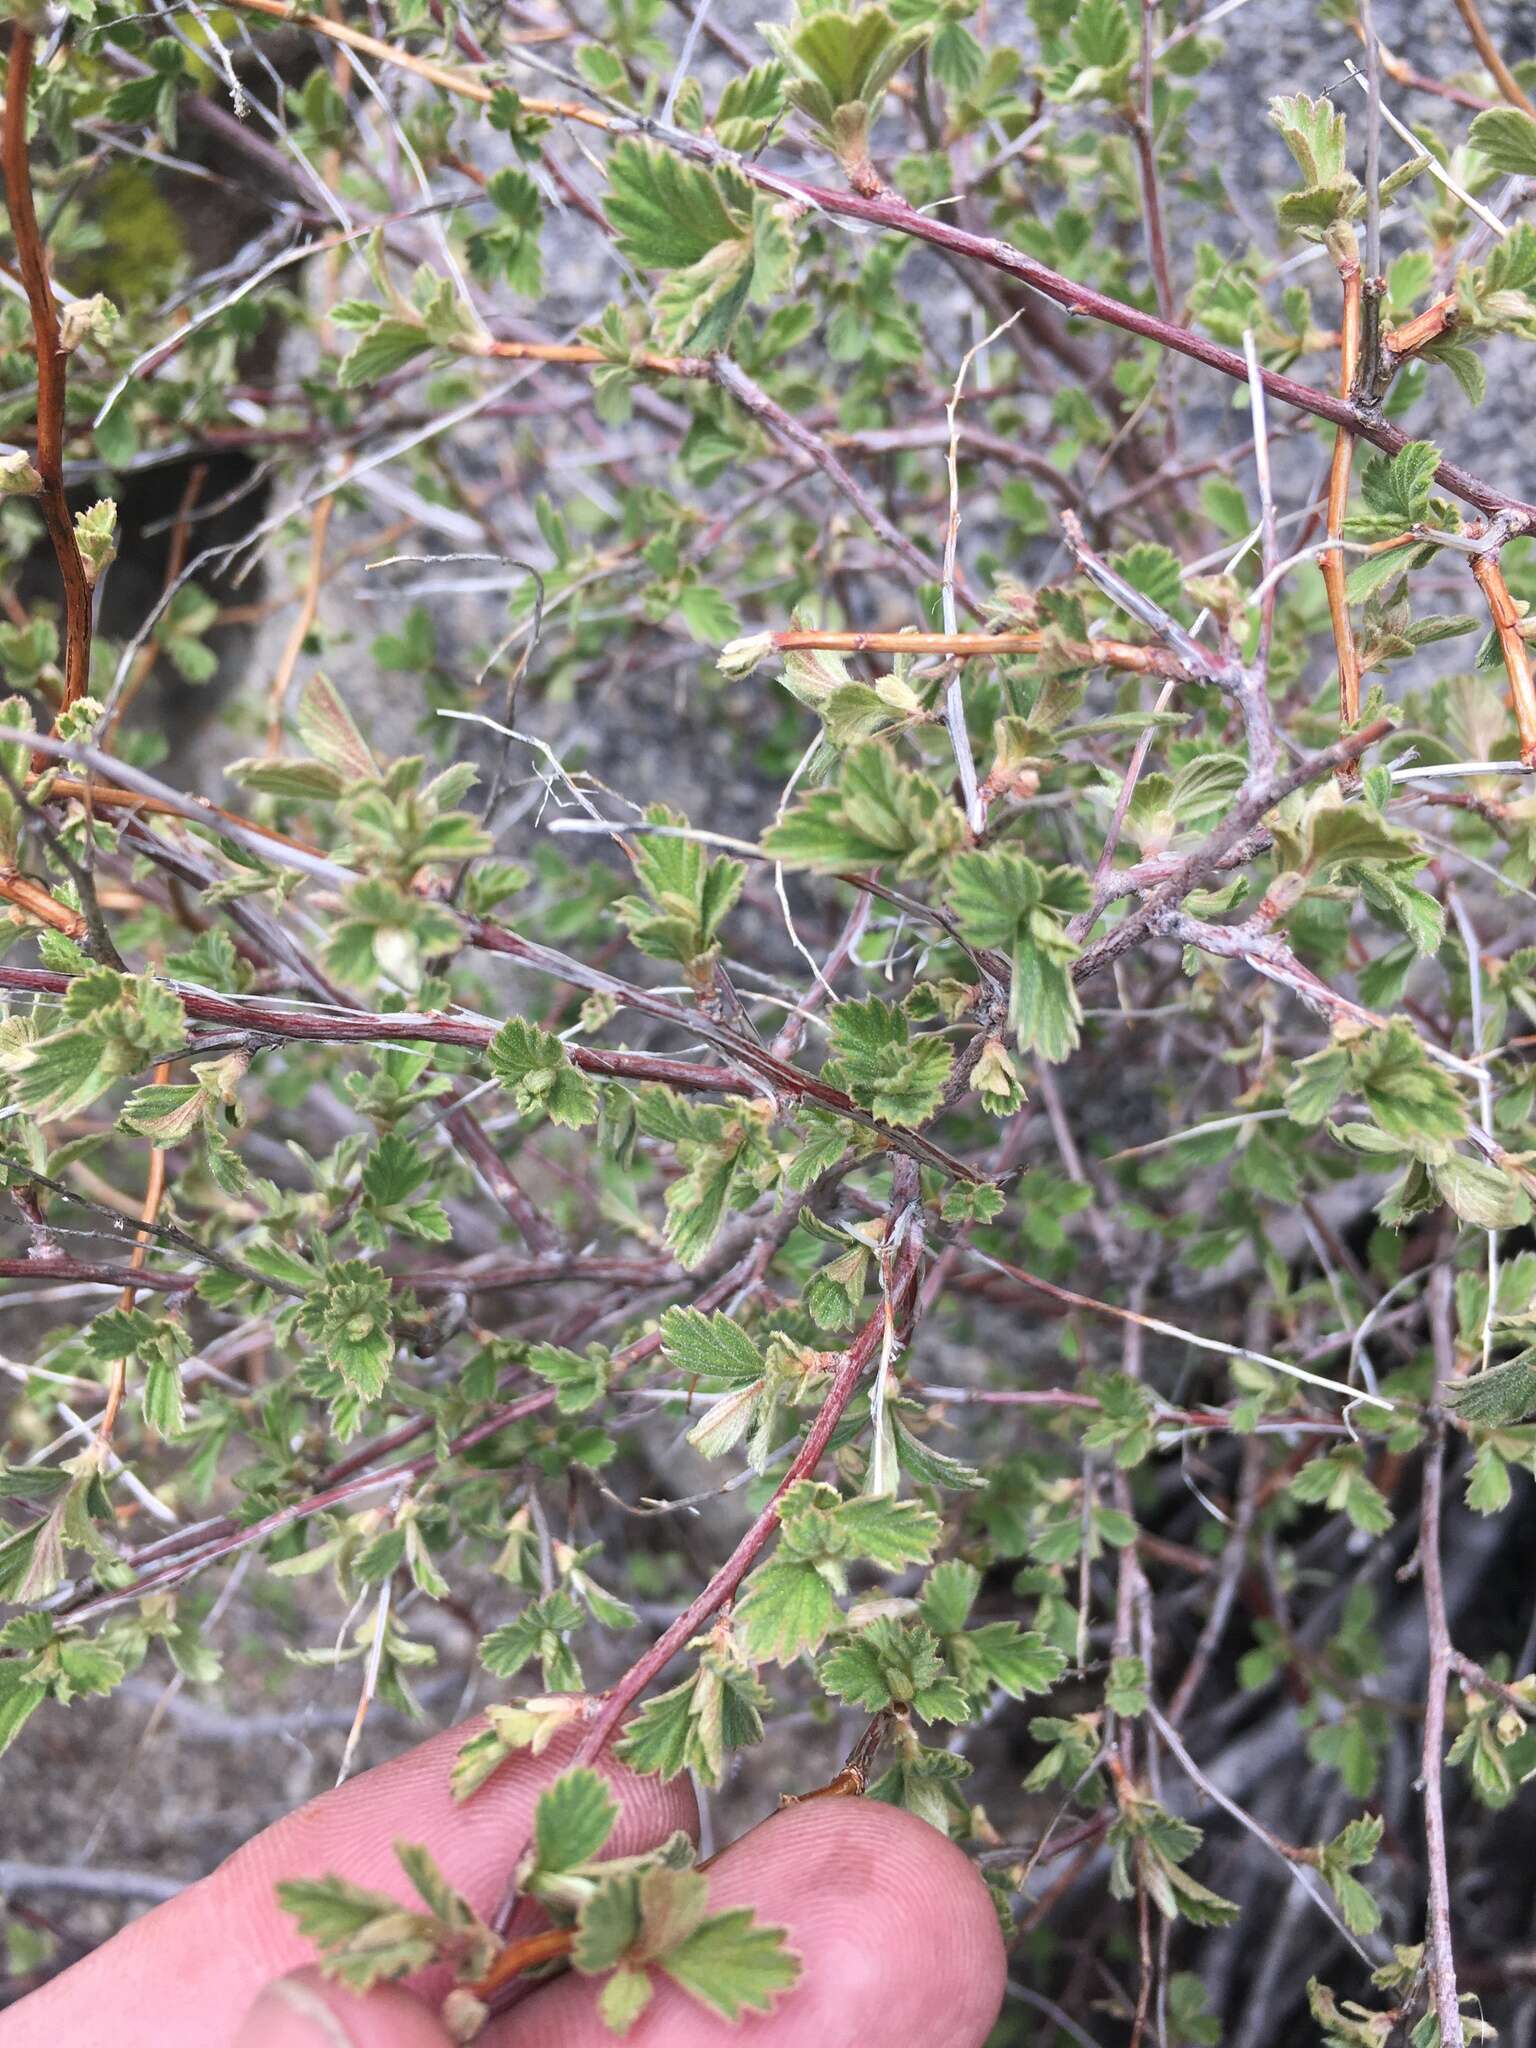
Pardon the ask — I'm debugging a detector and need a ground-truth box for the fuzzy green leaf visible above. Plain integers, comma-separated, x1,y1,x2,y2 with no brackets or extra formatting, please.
532,1767,620,1873
488,1017,600,1127
1470,105,1536,175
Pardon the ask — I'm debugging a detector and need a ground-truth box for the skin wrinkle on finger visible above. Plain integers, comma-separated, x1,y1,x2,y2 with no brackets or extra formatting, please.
0,1719,696,2048
238,1976,361,2048
492,1799,1006,2048
236,1972,456,2048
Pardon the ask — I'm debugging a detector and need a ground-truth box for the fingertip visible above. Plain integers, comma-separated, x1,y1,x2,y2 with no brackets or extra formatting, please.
503,1794,1007,2047
234,1967,452,2047
726,1797,1008,2047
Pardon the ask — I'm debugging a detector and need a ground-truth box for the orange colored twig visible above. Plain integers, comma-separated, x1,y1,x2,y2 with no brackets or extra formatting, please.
43,776,327,859
220,0,610,123
1323,256,1363,763
482,337,706,379
468,1925,575,2000
1452,0,1536,115
767,628,1193,678
0,870,88,939
265,470,342,752
1385,294,1458,358
1470,550,1536,767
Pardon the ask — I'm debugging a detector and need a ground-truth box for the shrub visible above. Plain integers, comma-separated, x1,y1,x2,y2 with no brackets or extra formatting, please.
3,0,1536,2039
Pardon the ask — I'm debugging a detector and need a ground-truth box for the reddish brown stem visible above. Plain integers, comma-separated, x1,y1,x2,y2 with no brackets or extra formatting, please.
718,176,1532,527
0,962,736,1090
0,1256,188,1293
571,1309,890,1761
0,950,978,1182
54,1249,776,1622
442,1087,561,1258
54,1382,562,1624
466,921,983,1182
205,0,1536,528
2,26,94,718
485,1250,922,1935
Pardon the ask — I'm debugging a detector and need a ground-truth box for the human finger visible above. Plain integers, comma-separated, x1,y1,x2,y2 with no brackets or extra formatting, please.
489,1796,1006,2047
3,1717,696,2048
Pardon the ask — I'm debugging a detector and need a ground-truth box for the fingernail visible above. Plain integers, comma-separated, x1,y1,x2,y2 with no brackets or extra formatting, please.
235,1975,358,2047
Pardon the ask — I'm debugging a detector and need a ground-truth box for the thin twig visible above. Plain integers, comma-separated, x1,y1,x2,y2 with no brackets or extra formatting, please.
98,1061,173,1444
1469,548,1536,766
1071,717,1392,985
960,1246,1394,1412
1423,1266,1466,2048
660,0,715,123
942,310,1025,830
264,470,342,751
1165,1438,1261,1725
1148,1707,1376,1959
486,1226,925,1936
0,1861,184,1903
1324,243,1364,752
712,356,974,612
1133,0,1176,325
749,626,1197,677
1452,0,1536,117
1360,0,1384,286
1344,62,1510,241
1445,884,1499,1375
1242,328,1279,663
1,26,94,718
203,1,1536,526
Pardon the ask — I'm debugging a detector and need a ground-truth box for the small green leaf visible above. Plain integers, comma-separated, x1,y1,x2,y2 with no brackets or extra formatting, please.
605,143,748,269
488,1017,600,1127
1433,1155,1530,1230
660,1307,765,1383
525,1343,608,1414
947,850,1088,1062
659,1903,801,2022
1446,1352,1536,1428
1470,105,1536,176
616,1650,769,1786
826,995,953,1126
820,1618,969,1719
736,1560,839,1664
1107,1654,1149,1716
533,1767,620,1873
1359,440,1441,527
277,1872,403,1947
